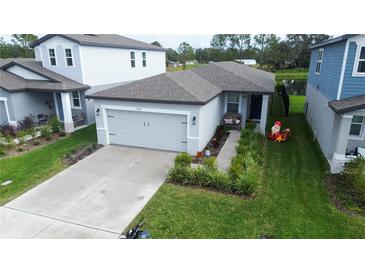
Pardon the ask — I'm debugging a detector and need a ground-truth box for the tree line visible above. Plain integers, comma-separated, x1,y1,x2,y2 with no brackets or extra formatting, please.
0,34,38,58
161,34,331,71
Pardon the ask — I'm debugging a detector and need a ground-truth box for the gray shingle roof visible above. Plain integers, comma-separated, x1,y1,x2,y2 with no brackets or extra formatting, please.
87,61,274,104
329,94,365,114
0,58,89,92
310,35,357,49
31,34,166,52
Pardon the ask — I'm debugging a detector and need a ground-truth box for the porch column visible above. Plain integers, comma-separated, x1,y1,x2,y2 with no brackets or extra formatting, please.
53,92,60,120
259,95,269,133
61,92,74,133
331,114,353,173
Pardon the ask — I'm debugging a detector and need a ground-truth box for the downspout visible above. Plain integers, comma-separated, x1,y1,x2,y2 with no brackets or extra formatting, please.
336,40,350,100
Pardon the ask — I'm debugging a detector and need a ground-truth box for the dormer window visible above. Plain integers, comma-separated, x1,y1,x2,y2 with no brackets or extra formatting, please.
65,48,74,67
49,49,57,66
315,48,324,75
130,51,136,68
142,52,147,67
355,46,365,74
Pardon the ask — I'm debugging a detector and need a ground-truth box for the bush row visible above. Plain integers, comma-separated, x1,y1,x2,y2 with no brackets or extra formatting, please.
167,126,264,196
342,157,365,205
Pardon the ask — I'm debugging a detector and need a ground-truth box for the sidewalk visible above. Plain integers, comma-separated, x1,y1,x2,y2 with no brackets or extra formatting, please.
217,130,240,171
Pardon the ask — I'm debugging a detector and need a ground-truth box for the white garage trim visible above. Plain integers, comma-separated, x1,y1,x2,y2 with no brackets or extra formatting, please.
99,104,197,145
0,97,16,124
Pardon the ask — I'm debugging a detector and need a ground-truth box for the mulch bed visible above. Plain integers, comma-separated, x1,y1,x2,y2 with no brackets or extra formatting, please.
2,132,67,158
62,144,103,165
191,127,230,164
325,174,365,218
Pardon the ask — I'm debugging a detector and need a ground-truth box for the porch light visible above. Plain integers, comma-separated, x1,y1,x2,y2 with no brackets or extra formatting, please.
96,108,100,116
192,116,196,125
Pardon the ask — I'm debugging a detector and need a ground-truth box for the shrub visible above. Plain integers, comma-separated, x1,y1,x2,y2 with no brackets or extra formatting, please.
32,140,41,146
174,152,192,167
49,116,62,133
59,131,66,137
40,126,52,140
245,121,256,130
343,157,365,204
0,123,16,137
18,115,35,130
0,146,6,157
167,165,193,185
16,147,24,152
203,156,217,171
191,166,210,186
208,170,231,191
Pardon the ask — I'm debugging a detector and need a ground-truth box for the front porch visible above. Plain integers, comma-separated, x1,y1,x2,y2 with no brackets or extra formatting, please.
53,91,87,133
222,92,270,133
330,113,365,173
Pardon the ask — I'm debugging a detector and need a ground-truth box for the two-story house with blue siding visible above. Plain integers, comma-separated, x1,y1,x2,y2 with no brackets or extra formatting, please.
305,34,365,173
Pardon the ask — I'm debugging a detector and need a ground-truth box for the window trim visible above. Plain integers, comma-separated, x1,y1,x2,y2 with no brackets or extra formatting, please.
142,51,147,67
48,48,57,67
315,48,324,75
225,92,241,113
130,51,136,68
352,45,365,77
349,115,365,140
64,48,74,67
71,91,82,110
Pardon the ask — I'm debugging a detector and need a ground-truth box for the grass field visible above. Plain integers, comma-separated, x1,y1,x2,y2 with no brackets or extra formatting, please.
166,64,202,72
0,125,97,205
275,69,308,81
127,93,365,238
289,95,306,113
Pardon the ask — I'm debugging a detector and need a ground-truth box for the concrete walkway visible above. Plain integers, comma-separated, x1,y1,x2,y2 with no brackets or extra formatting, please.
217,131,241,171
0,145,175,239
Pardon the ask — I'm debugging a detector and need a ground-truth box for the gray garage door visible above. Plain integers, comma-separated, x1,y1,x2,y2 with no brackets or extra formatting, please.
0,101,8,125
107,109,187,152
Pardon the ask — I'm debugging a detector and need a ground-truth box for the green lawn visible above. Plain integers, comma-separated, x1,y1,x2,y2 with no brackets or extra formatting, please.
275,69,308,81
128,94,365,238
289,95,306,113
0,125,97,205
167,63,202,72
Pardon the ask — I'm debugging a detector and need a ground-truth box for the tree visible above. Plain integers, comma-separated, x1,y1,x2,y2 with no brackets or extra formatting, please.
228,34,251,60
177,42,194,70
10,34,38,58
210,34,230,51
286,34,331,67
151,41,162,47
253,34,279,66
166,48,179,62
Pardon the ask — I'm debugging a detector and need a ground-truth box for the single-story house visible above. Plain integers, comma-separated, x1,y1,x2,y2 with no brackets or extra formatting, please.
87,61,274,155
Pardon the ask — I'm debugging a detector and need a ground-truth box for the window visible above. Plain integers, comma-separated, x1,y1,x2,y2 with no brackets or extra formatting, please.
49,49,56,66
350,115,364,136
355,46,365,74
130,51,135,68
315,48,324,74
142,52,147,67
71,91,81,109
65,48,73,67
226,93,240,113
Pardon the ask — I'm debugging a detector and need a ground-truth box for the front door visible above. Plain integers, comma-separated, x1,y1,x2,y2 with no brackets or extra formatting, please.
249,95,262,120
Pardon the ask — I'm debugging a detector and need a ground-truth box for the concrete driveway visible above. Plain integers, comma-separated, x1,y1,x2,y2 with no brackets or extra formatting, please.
0,146,175,239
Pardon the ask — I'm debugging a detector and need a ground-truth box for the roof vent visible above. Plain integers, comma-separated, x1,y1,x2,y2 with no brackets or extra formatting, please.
84,34,98,37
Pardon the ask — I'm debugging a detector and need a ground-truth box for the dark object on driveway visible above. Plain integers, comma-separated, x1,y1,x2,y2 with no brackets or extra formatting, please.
119,219,151,239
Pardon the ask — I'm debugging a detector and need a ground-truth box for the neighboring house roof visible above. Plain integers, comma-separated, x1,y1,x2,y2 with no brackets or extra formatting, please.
328,94,365,114
310,34,358,49
30,34,166,52
87,61,275,105
0,58,89,92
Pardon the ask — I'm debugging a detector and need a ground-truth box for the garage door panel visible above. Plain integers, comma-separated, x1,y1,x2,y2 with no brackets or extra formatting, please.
107,110,187,152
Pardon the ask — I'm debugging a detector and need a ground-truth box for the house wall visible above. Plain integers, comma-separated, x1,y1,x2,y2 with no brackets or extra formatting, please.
6,65,49,80
79,46,166,86
34,36,84,83
345,108,365,152
307,41,346,101
305,83,339,159
199,94,225,150
93,99,200,155
341,39,365,99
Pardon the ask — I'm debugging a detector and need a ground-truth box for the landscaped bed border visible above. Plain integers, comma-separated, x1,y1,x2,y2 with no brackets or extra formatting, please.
166,123,265,197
